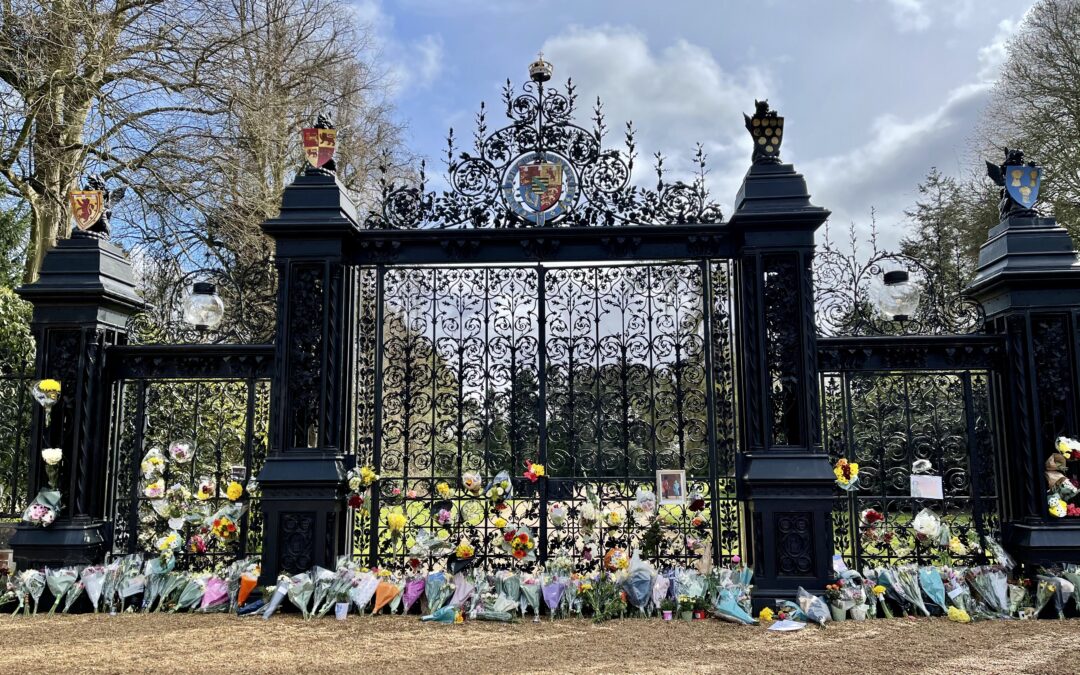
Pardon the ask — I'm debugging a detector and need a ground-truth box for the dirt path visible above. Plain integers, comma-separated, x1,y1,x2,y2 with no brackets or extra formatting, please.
1,614,1078,674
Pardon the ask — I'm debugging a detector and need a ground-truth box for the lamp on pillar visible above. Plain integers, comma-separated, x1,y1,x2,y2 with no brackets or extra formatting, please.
10,174,145,570
731,100,834,608
966,148,1080,565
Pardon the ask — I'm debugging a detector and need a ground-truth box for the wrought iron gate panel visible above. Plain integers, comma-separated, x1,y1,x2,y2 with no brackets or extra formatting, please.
369,266,542,566
0,364,33,518
105,346,272,569
359,260,740,568
821,367,1000,567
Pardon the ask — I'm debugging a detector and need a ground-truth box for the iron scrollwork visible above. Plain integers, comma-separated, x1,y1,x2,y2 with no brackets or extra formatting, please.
814,223,985,337
365,68,724,229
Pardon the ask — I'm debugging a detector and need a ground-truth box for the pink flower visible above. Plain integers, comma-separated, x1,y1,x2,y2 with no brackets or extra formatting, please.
731,554,741,565
437,509,452,526
407,490,418,499
392,487,402,496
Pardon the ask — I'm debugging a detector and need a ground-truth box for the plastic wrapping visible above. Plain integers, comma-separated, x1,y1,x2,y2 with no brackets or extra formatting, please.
542,577,566,619
261,576,292,620
425,571,448,612
80,566,105,612
918,567,947,613
796,587,830,626
402,576,425,613
199,577,229,612
448,572,475,609
350,572,380,615
372,580,400,614
45,567,78,615
622,554,655,614
286,573,314,619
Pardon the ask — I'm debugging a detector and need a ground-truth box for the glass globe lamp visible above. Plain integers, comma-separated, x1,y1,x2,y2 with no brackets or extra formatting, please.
183,282,225,330
875,269,920,321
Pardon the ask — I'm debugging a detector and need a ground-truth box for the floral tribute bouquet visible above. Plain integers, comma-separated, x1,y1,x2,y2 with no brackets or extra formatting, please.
833,458,859,491
140,447,167,479
168,440,195,464
523,460,545,483
486,471,513,511
345,465,379,511
31,378,61,426
152,483,195,531
1046,437,1080,518
207,503,246,544
45,567,79,615
498,524,537,562
22,488,59,527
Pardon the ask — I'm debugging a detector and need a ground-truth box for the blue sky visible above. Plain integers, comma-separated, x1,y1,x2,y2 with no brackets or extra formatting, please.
357,0,1035,246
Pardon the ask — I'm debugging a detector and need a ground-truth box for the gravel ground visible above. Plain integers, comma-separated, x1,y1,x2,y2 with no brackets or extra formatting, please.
1,614,1077,674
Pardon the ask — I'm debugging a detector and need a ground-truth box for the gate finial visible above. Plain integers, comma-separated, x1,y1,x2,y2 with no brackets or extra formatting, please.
529,52,553,83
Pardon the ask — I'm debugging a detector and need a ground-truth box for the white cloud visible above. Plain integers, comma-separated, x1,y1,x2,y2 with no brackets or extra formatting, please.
977,15,1026,80
350,0,444,96
803,81,993,248
885,0,932,32
539,26,772,217
876,0,978,33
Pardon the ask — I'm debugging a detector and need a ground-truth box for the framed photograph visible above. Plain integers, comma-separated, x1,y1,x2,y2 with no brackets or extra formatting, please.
656,469,687,505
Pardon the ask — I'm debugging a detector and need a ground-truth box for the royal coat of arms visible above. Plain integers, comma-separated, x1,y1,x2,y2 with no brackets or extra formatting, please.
302,127,337,169
518,162,563,212
69,190,105,231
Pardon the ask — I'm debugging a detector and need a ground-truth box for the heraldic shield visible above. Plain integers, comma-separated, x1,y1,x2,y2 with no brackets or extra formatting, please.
1005,165,1041,209
518,162,563,212
69,190,105,231
302,127,337,168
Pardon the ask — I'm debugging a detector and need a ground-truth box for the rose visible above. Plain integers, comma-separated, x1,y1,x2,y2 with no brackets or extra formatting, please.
462,472,483,494
226,482,243,501
347,494,364,509
912,509,941,538
436,509,452,526
41,448,62,466
548,502,567,528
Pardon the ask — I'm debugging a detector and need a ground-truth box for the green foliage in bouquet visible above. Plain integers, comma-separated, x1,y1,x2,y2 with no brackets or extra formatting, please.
583,574,625,624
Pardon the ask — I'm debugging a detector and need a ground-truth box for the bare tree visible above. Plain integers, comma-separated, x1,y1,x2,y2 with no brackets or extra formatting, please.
129,0,402,342
0,0,238,282
984,0,1080,233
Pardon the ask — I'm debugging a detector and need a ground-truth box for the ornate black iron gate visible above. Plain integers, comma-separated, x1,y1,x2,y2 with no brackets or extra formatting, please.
819,337,1004,568
351,260,741,568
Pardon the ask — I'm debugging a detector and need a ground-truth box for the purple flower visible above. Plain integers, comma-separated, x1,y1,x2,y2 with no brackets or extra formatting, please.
437,509,452,526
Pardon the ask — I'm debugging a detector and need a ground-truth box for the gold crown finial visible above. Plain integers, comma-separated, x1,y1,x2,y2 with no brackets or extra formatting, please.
529,52,553,83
